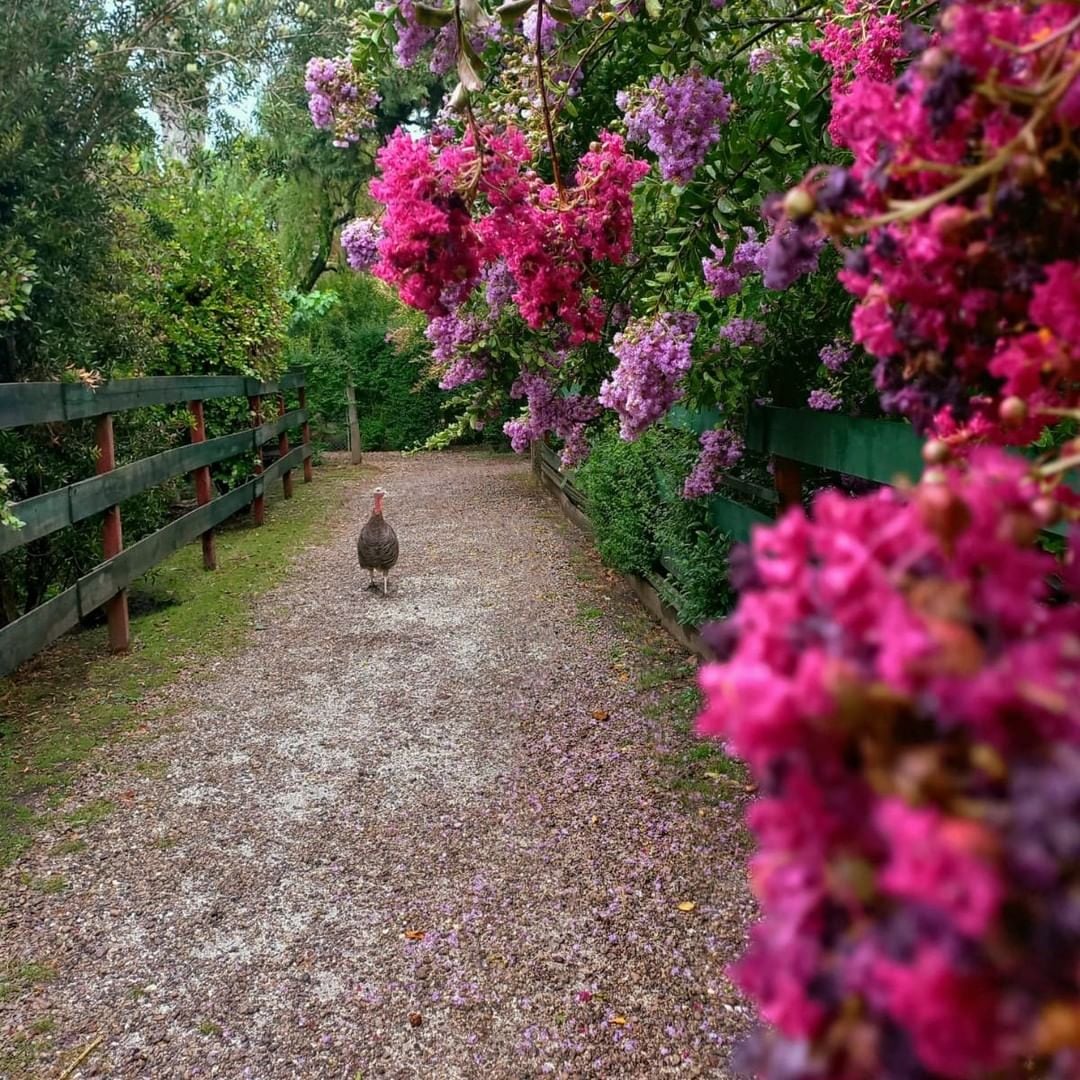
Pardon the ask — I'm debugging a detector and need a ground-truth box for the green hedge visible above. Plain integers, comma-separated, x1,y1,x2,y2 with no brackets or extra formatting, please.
287,275,445,452
574,426,734,626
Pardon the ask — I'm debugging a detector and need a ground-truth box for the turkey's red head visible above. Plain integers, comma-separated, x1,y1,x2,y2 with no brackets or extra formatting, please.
372,487,386,515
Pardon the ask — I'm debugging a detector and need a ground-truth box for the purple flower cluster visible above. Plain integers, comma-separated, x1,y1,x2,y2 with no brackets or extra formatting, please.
425,310,488,365
440,354,488,390
304,56,377,147
702,229,766,300
522,5,559,54
387,0,438,67
819,339,851,371
503,371,601,467
717,317,766,348
599,312,699,439
760,215,825,291
701,248,742,299
807,388,841,411
682,428,744,499
340,218,380,272
482,259,516,312
618,71,733,185
748,48,776,73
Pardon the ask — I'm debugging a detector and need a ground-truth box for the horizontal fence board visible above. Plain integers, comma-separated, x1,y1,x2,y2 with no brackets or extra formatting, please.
262,444,310,486
62,377,250,421
0,489,72,554
76,480,256,617
0,372,306,430
256,409,307,446
747,406,924,484
0,383,69,429
707,493,774,544
70,431,257,523
0,587,81,676
1,431,259,554
719,474,778,506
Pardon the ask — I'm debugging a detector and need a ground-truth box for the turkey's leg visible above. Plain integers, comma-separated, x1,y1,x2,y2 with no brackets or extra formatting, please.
368,569,376,590
382,570,389,596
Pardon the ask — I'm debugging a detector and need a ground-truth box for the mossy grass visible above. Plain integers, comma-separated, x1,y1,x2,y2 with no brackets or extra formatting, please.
0,460,361,866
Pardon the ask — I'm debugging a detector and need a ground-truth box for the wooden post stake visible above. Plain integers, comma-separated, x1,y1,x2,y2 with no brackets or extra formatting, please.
95,414,130,653
346,383,362,465
278,392,293,499
772,455,802,512
298,384,313,483
250,394,265,526
188,400,217,570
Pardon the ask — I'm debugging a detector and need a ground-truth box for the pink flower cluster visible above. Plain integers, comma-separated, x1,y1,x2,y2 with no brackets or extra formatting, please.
809,1,1080,443
304,57,377,147
698,450,1080,1078
367,130,486,316
682,428,744,499
618,71,733,185
599,312,698,439
503,370,601,468
365,128,648,343
481,131,650,343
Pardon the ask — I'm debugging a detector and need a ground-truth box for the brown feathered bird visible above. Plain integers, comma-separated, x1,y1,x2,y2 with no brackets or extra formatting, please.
357,487,399,595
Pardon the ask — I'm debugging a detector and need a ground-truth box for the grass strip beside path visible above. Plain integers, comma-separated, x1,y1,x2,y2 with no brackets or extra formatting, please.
0,460,360,867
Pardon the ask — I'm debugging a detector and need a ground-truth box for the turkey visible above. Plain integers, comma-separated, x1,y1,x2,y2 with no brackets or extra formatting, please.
357,486,399,595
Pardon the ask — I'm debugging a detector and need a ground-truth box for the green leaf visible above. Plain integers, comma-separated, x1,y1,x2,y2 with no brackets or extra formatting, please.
645,0,661,17
546,2,576,25
495,0,535,25
414,2,454,27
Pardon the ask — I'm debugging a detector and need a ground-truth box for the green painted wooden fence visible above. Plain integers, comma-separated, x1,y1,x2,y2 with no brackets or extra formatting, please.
0,373,313,676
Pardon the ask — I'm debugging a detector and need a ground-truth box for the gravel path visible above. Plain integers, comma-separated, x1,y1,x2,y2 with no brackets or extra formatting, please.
0,451,753,1079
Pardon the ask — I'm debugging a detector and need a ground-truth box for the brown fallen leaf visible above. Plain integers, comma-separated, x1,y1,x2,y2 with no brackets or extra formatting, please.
677,901,696,912
408,1012,423,1028
591,709,610,721
403,929,425,941
612,1015,627,1026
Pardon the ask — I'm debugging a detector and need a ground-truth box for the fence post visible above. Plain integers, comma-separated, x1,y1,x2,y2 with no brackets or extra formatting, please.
772,455,802,512
346,383,362,465
95,414,130,653
278,392,293,499
250,393,265,526
188,400,217,570
298,383,313,483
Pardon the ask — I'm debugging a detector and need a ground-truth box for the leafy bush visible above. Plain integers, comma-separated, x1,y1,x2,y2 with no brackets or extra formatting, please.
575,426,733,624
287,274,445,452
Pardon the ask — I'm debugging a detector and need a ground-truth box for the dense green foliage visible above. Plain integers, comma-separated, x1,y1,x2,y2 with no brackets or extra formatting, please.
0,0,449,625
576,426,733,625
288,276,445,451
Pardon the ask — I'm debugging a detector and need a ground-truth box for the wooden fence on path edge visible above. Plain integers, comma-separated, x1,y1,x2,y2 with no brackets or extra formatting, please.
0,372,315,676
532,403,1065,659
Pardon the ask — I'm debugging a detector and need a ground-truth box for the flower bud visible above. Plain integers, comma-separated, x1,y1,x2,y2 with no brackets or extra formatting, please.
999,396,1028,427
919,46,948,77
1011,154,1045,185
1032,496,1061,526
917,482,971,545
783,186,815,221
922,439,951,466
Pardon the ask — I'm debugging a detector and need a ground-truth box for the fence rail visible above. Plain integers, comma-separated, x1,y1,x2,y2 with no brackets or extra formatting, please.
0,371,313,676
